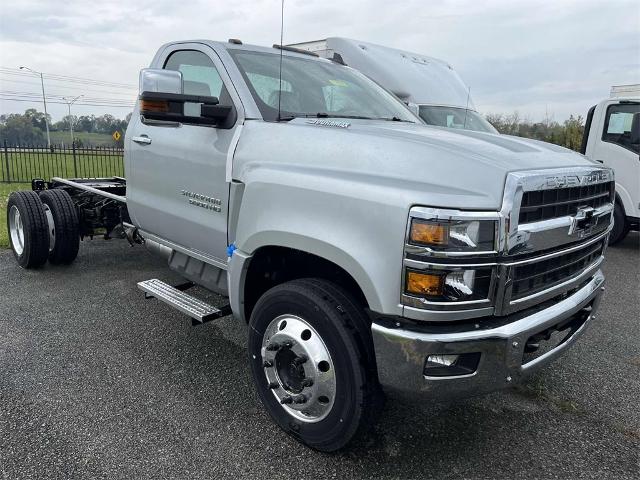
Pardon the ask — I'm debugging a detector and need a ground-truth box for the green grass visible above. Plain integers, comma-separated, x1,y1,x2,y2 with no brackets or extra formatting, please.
49,131,117,147
0,183,30,248
1,150,124,183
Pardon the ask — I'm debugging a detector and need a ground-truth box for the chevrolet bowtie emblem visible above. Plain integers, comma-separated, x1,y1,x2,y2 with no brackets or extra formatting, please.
569,206,597,237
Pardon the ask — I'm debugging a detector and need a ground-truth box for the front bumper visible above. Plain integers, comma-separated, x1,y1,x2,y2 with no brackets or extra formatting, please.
371,270,605,399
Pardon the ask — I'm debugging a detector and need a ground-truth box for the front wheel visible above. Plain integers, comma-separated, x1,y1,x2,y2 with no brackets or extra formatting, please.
609,202,629,246
248,278,382,452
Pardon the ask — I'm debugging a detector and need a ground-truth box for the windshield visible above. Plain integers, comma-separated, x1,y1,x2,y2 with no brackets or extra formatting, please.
230,50,418,123
419,105,497,133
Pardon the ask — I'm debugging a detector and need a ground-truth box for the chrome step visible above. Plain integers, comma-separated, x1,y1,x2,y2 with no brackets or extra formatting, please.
138,278,228,323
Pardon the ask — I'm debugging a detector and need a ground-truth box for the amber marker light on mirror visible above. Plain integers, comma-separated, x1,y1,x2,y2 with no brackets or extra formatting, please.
139,99,169,113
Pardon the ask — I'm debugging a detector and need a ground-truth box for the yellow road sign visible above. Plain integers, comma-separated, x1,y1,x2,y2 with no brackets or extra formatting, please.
112,131,121,141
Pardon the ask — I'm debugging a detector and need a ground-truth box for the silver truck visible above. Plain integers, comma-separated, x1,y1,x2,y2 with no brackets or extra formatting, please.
6,39,614,452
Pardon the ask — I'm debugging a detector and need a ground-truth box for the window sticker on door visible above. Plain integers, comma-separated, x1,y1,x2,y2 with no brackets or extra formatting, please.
328,79,349,87
607,112,630,134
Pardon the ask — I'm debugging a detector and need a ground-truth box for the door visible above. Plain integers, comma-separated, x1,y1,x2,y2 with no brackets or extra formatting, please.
592,101,640,218
127,45,241,262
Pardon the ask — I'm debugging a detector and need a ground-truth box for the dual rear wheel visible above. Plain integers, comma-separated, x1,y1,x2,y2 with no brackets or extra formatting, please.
7,189,79,268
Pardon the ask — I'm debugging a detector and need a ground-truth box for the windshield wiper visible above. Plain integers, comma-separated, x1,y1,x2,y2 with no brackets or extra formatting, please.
379,116,413,122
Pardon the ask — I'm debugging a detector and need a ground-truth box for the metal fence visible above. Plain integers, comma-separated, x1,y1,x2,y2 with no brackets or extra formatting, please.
1,141,125,183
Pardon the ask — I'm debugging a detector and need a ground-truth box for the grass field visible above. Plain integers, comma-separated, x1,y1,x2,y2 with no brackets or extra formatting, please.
48,131,117,147
0,183,30,248
1,150,124,183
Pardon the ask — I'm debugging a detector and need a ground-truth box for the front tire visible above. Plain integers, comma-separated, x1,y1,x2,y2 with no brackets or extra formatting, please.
248,278,381,452
609,202,629,246
6,191,50,269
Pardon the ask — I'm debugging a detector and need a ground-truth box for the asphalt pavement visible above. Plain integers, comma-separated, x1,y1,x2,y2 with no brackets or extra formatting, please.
1,233,639,479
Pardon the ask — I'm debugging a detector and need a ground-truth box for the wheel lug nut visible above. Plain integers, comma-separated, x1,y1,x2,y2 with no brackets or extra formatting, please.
280,395,293,404
281,341,293,350
301,378,313,387
293,395,307,404
266,342,280,351
293,355,308,366
268,382,279,389
263,360,273,368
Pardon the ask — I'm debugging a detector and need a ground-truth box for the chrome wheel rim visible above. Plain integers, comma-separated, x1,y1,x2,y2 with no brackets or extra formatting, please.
261,314,336,423
9,206,25,256
42,203,55,252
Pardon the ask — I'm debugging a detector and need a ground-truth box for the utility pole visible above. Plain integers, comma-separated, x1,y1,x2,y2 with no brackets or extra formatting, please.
62,95,83,146
19,66,51,149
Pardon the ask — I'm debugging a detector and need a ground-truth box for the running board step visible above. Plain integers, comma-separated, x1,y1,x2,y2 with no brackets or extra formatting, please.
137,278,231,324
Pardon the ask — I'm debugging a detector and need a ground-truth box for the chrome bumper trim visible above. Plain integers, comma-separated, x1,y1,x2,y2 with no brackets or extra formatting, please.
373,270,605,399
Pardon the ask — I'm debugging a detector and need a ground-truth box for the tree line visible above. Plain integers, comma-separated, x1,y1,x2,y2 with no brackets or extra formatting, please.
0,108,132,146
485,112,584,151
0,107,585,151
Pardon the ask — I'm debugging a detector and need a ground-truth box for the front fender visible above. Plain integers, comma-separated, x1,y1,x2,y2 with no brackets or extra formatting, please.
230,164,410,318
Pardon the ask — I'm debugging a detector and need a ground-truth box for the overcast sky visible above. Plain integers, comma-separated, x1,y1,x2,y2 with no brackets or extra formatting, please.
1,0,638,122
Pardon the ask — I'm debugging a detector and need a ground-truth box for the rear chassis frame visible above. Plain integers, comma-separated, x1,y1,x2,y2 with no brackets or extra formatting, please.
31,177,131,241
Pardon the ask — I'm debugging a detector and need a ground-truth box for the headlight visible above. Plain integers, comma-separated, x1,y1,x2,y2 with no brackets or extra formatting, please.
405,268,492,302
409,218,496,253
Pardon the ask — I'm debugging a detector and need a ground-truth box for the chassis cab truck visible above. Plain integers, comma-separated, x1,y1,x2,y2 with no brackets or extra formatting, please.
581,84,640,244
7,40,614,451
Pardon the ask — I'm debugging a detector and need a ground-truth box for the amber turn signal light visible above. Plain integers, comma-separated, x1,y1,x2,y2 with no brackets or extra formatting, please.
139,99,169,113
406,271,443,296
410,220,448,246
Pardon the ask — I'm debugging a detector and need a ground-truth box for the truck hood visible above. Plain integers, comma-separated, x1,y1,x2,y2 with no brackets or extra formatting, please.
233,118,599,210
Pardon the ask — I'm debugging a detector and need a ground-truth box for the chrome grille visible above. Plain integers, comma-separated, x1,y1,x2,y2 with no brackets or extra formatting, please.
511,239,605,301
518,181,614,224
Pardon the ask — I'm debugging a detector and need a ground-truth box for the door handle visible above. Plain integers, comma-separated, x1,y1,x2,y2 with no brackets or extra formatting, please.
132,135,152,145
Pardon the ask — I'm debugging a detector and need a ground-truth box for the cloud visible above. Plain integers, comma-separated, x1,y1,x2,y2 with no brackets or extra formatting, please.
1,0,638,121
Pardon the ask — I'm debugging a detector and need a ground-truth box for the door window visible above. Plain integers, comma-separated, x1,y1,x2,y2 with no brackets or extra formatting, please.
164,50,231,104
602,103,640,154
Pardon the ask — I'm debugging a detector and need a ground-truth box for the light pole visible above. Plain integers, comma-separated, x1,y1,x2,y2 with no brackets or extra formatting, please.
62,95,83,147
19,66,51,149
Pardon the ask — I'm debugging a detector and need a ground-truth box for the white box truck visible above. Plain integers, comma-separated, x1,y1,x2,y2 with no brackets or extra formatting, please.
581,84,639,244
289,37,498,133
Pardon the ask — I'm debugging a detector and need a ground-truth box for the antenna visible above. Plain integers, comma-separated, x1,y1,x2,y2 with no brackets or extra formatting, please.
463,86,471,129
277,0,284,121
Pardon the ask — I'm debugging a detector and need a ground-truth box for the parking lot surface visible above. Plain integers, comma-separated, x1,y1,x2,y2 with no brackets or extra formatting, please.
1,234,639,479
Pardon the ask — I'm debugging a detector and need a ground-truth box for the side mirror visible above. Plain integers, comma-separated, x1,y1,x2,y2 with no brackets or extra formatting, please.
138,68,232,125
139,68,183,95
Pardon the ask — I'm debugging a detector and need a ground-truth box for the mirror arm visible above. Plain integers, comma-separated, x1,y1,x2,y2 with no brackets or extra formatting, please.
140,91,220,105
201,104,233,120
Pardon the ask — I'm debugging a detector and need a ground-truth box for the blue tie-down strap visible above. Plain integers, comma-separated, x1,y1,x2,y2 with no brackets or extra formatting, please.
227,243,237,258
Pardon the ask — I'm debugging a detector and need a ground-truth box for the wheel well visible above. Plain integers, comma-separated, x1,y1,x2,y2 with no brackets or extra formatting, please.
614,193,626,215
243,246,368,322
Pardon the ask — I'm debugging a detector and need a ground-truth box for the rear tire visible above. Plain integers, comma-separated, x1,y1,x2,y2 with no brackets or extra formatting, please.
248,278,382,452
39,189,80,264
609,202,629,246
6,191,50,269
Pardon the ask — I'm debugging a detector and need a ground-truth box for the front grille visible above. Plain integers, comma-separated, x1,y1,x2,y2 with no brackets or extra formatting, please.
511,239,605,300
519,181,614,224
